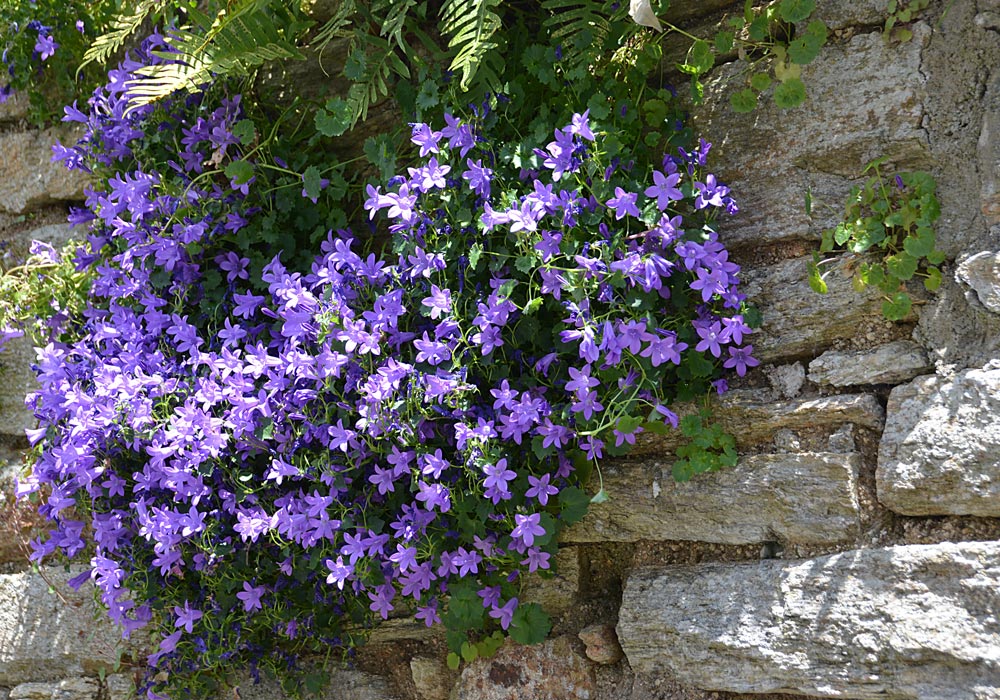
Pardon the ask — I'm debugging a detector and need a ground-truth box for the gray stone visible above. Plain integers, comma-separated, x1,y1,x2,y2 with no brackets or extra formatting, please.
618,541,1000,699
409,656,452,700
520,547,580,617
103,675,133,700
9,683,53,700
765,362,805,398
0,127,88,214
957,251,1000,313
0,336,40,438
0,570,122,685
739,255,888,364
226,668,395,700
451,636,594,700
693,29,929,248
563,452,861,546
4,223,75,264
827,423,857,453
52,678,98,700
914,277,1000,372
808,340,933,386
0,93,29,122
877,367,1000,516
634,389,884,455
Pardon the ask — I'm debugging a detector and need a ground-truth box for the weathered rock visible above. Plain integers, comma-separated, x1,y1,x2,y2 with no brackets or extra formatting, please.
694,29,929,249
0,127,88,214
578,624,623,665
957,251,1000,313
226,668,396,700
739,255,888,364
409,656,452,700
0,93,29,122
3,223,74,263
520,547,580,616
0,336,39,438
765,362,805,398
9,678,98,700
618,541,1000,699
451,636,594,700
0,570,122,685
808,340,933,387
877,367,1000,516
564,452,861,546
103,675,133,700
634,389,884,455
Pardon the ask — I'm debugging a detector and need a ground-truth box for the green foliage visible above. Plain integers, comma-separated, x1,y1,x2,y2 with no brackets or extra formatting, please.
441,0,503,89
672,410,738,482
811,161,943,321
884,0,931,42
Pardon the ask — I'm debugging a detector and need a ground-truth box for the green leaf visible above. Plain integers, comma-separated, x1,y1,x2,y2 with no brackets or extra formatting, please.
558,486,590,525
302,166,323,201
469,243,483,270
224,159,254,185
730,89,757,113
461,641,479,662
748,15,769,41
926,249,946,265
750,72,773,92
807,260,828,294
924,266,942,291
447,652,461,671
885,252,919,280
788,31,824,64
882,292,912,321
344,49,366,81
684,39,715,75
590,488,610,504
778,0,816,23
773,77,807,108
902,231,934,258
416,79,440,110
833,223,852,246
315,97,353,137
642,98,669,125
232,119,256,144
672,458,693,482
509,604,550,645
515,256,536,274
714,30,735,53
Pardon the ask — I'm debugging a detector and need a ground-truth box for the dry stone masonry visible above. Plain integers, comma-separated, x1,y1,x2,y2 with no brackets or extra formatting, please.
2,1,1000,699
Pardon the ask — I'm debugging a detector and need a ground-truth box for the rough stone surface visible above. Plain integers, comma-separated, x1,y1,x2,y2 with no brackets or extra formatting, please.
618,541,1000,699
521,547,580,616
877,367,1000,516
0,570,122,685
564,452,861,546
0,93,29,122
694,29,929,249
0,127,88,214
765,362,805,398
452,636,595,700
409,656,452,700
739,255,888,363
634,390,884,455
957,251,1000,313
808,340,933,386
9,678,98,700
578,624,623,665
227,668,396,700
0,336,39,438
103,675,133,700
915,277,1000,372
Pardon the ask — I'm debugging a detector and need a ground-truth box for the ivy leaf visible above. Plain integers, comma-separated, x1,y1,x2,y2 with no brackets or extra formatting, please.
224,160,254,185
315,98,353,137
509,604,550,645
882,292,912,321
773,77,807,108
730,89,757,113
750,72,772,92
778,0,816,23
924,266,942,291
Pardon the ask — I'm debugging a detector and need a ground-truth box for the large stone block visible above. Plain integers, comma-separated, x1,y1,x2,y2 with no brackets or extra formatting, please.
452,636,594,700
694,28,929,248
0,336,40,438
877,367,1000,516
564,452,861,546
0,127,87,214
739,255,888,364
0,570,122,685
807,340,933,387
618,541,1000,699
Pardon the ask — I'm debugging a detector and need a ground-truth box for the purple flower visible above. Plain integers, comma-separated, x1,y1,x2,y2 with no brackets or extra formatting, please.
368,584,395,620
694,321,725,358
173,601,203,633
511,513,545,547
236,581,266,612
606,187,641,220
34,34,59,61
489,597,518,630
723,345,759,376
410,123,443,156
525,473,558,506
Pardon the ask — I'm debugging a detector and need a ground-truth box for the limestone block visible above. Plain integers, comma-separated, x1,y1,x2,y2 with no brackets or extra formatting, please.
452,636,594,700
618,542,1000,699
103,675,133,700
634,389,884,455
808,340,933,386
9,678,98,700
226,668,396,700
0,127,88,214
0,570,121,685
739,255,887,364
0,336,39,438
564,452,861,546
877,367,1000,516
520,547,580,616
409,656,452,700
957,251,1000,313
693,29,929,248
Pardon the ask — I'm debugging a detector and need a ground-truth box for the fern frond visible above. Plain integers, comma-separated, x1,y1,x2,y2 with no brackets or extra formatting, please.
125,0,308,110
541,0,614,71
440,0,504,90
79,0,169,70
374,0,418,51
311,0,359,49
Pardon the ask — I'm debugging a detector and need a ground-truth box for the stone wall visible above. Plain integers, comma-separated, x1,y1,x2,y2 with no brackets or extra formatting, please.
2,1,1000,699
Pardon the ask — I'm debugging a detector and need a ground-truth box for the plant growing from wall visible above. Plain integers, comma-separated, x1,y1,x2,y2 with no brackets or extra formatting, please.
808,158,944,321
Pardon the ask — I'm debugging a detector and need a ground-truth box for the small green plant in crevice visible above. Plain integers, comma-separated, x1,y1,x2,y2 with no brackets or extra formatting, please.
671,409,740,482
884,0,931,42
808,158,944,322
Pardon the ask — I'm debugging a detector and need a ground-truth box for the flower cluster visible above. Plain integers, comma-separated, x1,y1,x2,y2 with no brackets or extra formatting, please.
14,38,755,698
